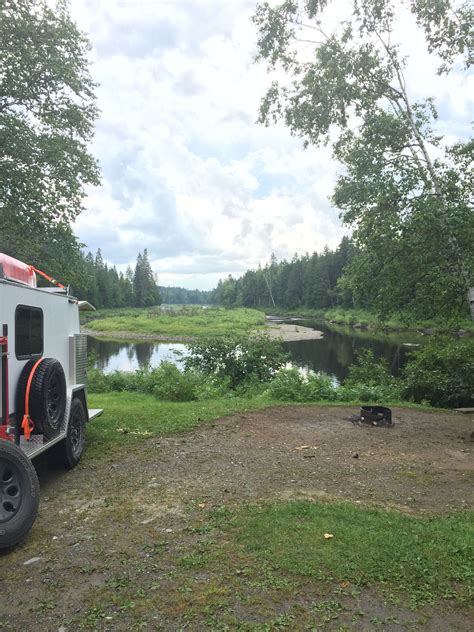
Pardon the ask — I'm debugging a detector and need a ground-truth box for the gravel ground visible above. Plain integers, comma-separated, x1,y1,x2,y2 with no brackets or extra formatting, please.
0,406,472,630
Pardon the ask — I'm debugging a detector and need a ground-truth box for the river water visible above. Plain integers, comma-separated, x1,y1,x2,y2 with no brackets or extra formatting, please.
87,320,424,383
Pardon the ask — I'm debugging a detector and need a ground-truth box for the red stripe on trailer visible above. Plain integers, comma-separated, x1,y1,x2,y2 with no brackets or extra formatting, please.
0,253,37,287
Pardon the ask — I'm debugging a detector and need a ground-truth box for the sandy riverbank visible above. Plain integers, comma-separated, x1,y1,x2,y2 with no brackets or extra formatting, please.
264,322,324,341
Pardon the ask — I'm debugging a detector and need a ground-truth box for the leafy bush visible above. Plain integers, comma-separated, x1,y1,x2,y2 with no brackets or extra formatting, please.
345,349,394,388
151,362,198,402
88,363,197,401
268,368,338,402
342,349,402,401
184,334,288,388
88,361,239,402
402,338,474,408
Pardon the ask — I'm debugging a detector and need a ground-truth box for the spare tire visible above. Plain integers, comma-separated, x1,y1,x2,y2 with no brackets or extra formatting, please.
16,358,66,439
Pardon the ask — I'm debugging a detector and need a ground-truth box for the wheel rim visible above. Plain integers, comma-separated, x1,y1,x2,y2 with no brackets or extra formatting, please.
46,372,61,423
70,408,84,458
0,457,23,523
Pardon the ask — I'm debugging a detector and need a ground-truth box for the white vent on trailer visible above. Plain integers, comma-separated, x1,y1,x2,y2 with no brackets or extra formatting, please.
69,334,88,385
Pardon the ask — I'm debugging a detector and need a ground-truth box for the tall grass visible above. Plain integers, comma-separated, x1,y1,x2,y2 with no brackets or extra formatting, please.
85,306,266,338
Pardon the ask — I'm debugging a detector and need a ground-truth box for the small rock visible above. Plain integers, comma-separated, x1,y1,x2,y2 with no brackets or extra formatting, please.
23,557,42,566
352,453,359,459
165,528,173,533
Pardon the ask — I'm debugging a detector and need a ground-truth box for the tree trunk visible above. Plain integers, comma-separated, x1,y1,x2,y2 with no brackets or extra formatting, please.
469,288,474,321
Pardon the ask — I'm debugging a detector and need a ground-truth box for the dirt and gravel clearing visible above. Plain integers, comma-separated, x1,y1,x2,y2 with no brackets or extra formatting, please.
1,406,472,630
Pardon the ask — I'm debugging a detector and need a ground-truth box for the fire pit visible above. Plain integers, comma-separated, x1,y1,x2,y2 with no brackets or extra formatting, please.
360,406,393,427
348,406,394,427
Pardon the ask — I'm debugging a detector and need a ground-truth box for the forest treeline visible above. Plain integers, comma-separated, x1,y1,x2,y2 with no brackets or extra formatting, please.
159,286,215,306
72,249,212,309
74,249,161,309
214,237,354,310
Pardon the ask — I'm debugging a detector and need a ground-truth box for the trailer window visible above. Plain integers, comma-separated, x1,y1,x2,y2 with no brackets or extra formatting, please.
15,306,43,359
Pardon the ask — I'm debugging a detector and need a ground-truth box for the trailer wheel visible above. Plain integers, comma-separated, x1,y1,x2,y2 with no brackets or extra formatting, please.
57,398,86,469
0,440,40,550
16,358,66,439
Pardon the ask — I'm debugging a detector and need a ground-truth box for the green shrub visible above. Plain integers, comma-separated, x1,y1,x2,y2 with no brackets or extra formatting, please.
151,362,198,402
87,367,114,393
88,362,241,402
345,349,394,388
192,375,234,400
184,334,288,388
339,349,402,401
402,338,474,408
268,368,338,402
337,383,400,402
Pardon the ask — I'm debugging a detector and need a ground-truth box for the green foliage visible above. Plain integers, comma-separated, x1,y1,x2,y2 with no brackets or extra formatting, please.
253,0,474,321
86,307,266,338
235,501,474,605
215,238,355,311
133,249,161,308
345,349,395,389
89,330,471,409
184,334,288,388
151,363,198,402
89,362,194,402
268,357,402,404
341,349,402,401
268,368,337,402
1,0,100,278
89,361,237,402
402,338,474,407
159,285,216,306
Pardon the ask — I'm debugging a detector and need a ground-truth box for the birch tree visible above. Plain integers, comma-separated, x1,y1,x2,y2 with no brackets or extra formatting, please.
253,0,473,319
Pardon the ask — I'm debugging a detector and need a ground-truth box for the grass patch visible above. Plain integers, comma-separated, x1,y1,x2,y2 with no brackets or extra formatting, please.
86,392,272,456
232,500,474,606
84,306,266,338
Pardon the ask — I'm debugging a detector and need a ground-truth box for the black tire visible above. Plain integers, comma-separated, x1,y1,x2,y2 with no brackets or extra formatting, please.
16,358,66,440
0,440,40,550
56,398,87,469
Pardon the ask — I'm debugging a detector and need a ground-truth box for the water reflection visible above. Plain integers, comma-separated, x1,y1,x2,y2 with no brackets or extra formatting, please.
282,321,418,381
87,337,188,373
88,321,423,382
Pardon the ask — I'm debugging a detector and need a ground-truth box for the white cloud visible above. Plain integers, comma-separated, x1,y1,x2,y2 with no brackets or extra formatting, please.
71,0,471,289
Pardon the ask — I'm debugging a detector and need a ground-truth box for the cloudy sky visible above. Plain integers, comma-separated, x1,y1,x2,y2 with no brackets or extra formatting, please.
70,0,472,290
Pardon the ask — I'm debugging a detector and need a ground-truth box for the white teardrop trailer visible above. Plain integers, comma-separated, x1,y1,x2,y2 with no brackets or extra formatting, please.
0,253,102,549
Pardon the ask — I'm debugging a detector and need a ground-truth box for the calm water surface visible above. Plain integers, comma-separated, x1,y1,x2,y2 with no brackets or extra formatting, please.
88,320,424,382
